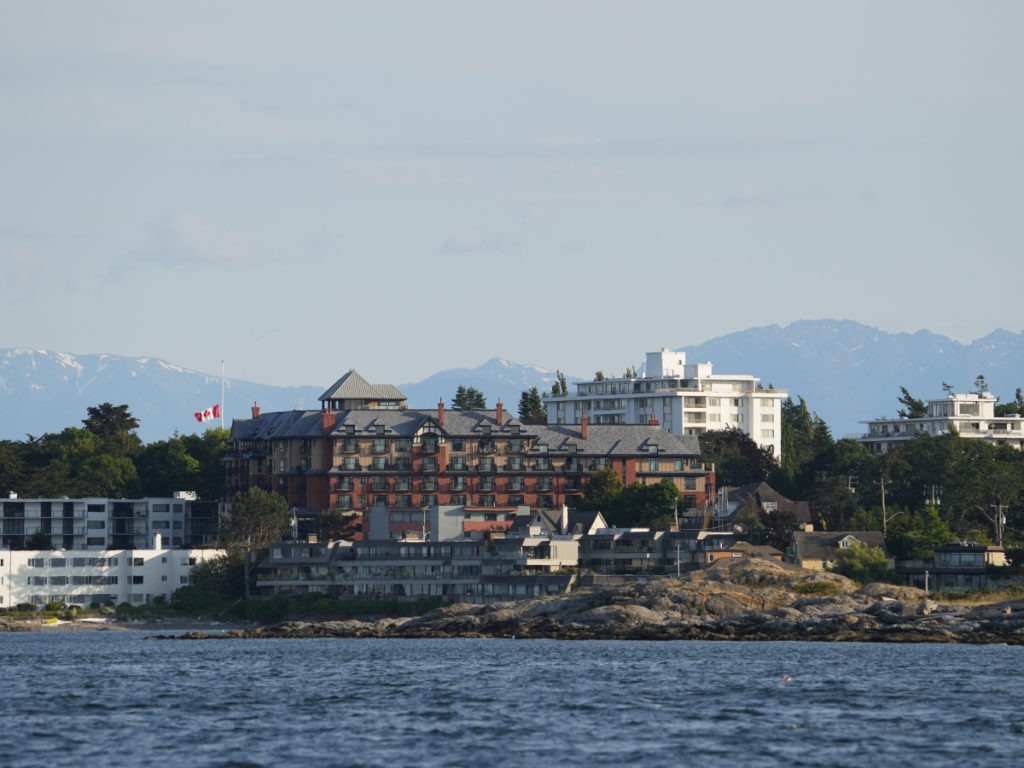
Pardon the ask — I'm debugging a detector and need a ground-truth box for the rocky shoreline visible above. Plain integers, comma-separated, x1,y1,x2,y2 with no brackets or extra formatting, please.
154,559,1024,644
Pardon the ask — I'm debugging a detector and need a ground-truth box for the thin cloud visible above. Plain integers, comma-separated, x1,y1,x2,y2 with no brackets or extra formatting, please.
128,213,260,269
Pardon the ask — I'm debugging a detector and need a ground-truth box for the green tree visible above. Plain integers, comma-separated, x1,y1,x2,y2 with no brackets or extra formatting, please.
452,385,487,410
830,540,890,584
136,434,201,497
554,371,568,395
313,509,361,542
82,402,142,457
699,428,776,487
516,388,547,424
594,371,605,381
887,504,955,560
995,387,1024,417
580,466,625,511
897,386,927,419
220,487,290,599
604,480,679,529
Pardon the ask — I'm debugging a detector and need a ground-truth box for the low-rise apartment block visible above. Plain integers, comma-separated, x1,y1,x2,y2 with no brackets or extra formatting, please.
859,392,1024,454
1,493,219,550
544,348,786,457
0,533,224,608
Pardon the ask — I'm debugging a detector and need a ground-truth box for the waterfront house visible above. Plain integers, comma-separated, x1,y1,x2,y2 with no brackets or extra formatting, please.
785,530,891,571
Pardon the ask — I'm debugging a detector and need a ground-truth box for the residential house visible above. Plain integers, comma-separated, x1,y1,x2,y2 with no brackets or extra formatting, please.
785,530,891,571
898,541,1014,592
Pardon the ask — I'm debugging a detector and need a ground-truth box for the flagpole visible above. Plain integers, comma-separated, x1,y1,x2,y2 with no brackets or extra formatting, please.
220,360,225,429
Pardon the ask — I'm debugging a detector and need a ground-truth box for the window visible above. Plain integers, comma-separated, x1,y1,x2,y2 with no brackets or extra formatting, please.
761,413,774,423
87,520,105,530
132,576,144,585
648,458,658,472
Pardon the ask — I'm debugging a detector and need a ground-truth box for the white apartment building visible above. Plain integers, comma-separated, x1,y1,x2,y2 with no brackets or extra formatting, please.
0,533,224,608
545,349,786,457
1,493,220,551
859,392,1024,454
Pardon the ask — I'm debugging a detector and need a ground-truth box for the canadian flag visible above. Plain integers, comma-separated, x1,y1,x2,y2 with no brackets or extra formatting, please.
194,404,221,423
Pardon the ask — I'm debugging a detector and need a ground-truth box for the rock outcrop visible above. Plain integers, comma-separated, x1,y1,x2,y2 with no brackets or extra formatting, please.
154,558,1024,643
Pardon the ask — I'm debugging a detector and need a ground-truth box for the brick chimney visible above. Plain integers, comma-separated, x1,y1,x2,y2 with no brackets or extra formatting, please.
496,398,503,426
322,411,334,433
581,412,588,440
252,402,261,419
437,398,445,426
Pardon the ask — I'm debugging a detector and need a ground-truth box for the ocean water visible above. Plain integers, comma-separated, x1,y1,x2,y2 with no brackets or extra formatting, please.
1,631,1022,768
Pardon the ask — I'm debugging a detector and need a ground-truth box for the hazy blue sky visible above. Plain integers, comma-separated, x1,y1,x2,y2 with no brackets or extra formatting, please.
3,2,1021,388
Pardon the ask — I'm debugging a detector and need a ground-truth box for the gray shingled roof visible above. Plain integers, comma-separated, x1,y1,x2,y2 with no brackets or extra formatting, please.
790,530,889,559
230,409,327,441
318,370,406,403
529,423,701,456
232,407,702,457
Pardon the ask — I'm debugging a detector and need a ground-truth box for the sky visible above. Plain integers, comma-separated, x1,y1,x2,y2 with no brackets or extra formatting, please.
3,2,1022,388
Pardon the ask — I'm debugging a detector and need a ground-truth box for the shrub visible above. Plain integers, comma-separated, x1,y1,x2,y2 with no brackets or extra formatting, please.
793,580,842,596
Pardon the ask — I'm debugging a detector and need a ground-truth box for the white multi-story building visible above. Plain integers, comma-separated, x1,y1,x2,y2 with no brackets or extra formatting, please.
1,493,219,550
0,532,224,608
544,349,786,457
859,392,1024,454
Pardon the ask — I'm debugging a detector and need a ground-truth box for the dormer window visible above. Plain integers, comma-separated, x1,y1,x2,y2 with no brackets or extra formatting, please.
566,443,577,453
375,424,385,436
648,444,659,454
345,424,355,436
481,424,492,436
510,424,521,436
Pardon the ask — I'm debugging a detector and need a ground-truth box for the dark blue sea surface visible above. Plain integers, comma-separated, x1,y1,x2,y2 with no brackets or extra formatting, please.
1,631,1022,767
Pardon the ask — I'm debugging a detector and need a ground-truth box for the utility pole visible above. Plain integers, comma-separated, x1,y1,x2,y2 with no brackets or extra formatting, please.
876,473,902,536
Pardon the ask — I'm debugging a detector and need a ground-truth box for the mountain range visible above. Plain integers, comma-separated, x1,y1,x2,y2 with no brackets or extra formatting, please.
3,319,1023,444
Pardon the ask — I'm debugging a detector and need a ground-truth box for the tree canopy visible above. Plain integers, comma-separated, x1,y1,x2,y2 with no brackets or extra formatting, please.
452,385,486,410
699,427,776,487
517,388,547,424
830,541,891,584
0,405,229,541
220,487,290,598
897,387,927,419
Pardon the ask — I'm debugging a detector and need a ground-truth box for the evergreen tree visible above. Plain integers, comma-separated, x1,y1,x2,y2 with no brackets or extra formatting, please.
516,387,547,424
897,387,927,419
452,385,486,410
